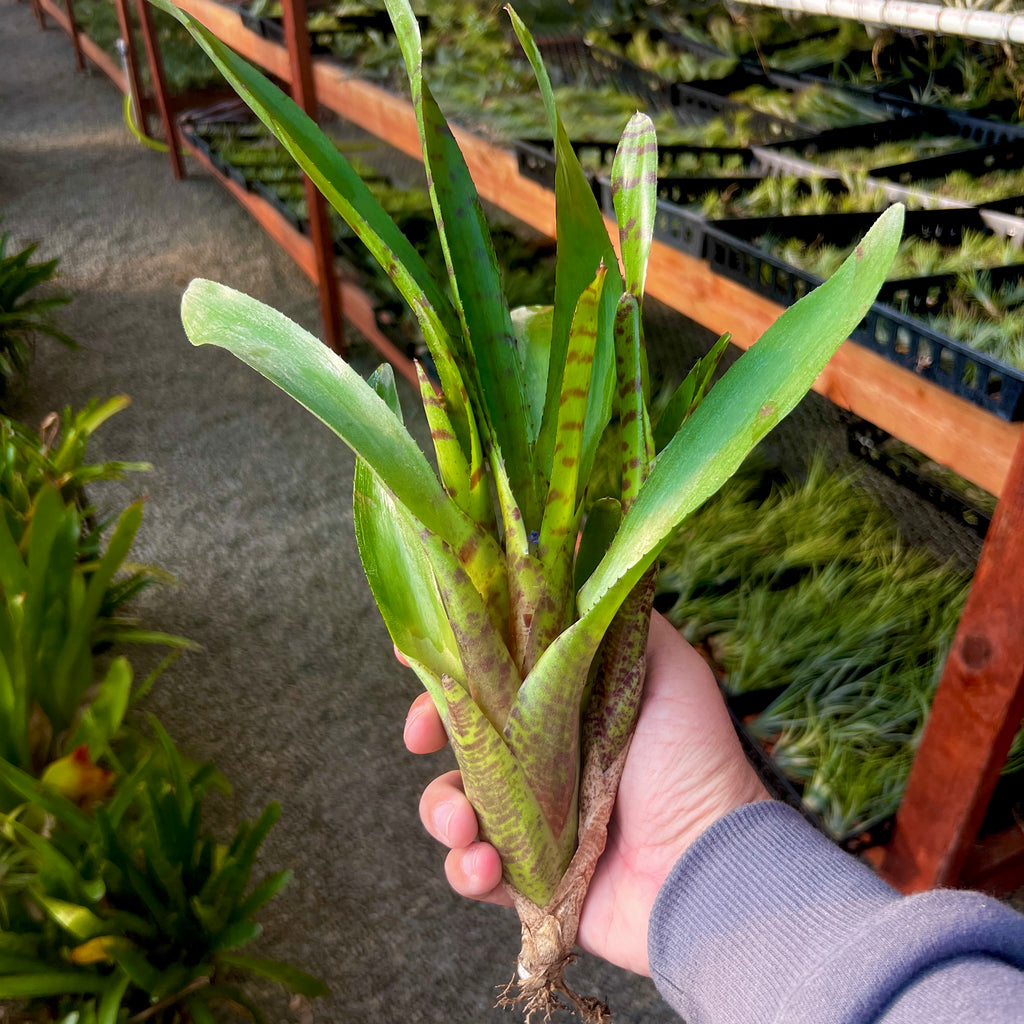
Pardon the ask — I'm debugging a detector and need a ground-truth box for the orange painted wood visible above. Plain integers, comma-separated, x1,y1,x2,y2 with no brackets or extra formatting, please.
881,426,1024,893
174,0,292,81
39,0,128,90
280,0,344,354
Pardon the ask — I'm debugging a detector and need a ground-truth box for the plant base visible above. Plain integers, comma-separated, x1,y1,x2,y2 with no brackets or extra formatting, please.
500,741,632,1022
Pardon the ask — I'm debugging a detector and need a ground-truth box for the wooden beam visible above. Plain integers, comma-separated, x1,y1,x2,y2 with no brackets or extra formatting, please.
280,0,345,354
174,0,293,81
62,0,85,70
131,0,184,179
38,0,129,92
881,426,1024,892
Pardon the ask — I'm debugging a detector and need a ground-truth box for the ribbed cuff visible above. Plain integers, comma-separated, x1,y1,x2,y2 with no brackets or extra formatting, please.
647,801,1024,1024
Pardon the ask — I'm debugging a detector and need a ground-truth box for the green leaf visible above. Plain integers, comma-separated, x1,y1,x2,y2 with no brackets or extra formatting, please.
64,656,132,758
218,954,329,998
180,281,482,565
146,0,475,458
441,673,568,905
352,460,463,685
386,0,537,523
652,332,732,452
579,204,905,626
210,919,261,952
612,293,653,512
51,502,143,720
506,5,622,495
0,809,103,905
611,112,657,303
35,894,109,941
0,757,93,840
0,972,107,999
184,996,217,1024
230,869,292,925
354,463,518,727
539,266,606,559
97,970,131,1024
509,305,553,444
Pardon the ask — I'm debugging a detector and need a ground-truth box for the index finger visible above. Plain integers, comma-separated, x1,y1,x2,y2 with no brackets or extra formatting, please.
404,691,449,754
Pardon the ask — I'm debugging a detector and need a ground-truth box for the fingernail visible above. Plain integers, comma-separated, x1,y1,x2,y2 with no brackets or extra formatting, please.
464,844,483,880
433,800,456,841
403,704,423,745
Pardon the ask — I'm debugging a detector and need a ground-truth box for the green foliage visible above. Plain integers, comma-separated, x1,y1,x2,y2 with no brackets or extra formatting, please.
153,0,900,921
0,400,321,1022
656,453,991,838
0,717,327,1022
0,230,76,398
0,399,188,778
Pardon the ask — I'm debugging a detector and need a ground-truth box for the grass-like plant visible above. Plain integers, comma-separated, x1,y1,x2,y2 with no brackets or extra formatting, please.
149,0,901,1015
0,717,327,1023
0,229,76,400
0,398,189,781
657,453,979,839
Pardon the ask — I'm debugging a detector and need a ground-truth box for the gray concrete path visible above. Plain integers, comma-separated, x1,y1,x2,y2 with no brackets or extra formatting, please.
0,2,679,1020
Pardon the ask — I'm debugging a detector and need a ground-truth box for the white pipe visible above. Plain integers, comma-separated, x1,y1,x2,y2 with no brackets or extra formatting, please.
724,1,1024,46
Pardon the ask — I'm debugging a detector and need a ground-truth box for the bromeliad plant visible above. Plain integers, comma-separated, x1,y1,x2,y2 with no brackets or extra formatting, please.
0,717,328,1023
151,0,902,1016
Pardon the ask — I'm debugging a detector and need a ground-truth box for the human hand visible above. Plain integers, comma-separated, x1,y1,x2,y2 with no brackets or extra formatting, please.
402,611,771,977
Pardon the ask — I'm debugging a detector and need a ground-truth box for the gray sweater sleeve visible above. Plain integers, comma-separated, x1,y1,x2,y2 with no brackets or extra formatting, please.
647,801,1024,1024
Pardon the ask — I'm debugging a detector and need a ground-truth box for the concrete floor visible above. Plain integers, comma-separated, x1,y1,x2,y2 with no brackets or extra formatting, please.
0,1,681,1020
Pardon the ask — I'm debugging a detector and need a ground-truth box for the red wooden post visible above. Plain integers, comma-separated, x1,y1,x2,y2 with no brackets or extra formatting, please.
62,0,86,70
131,0,185,180
881,428,1024,893
113,0,149,128
280,0,345,354
28,0,47,32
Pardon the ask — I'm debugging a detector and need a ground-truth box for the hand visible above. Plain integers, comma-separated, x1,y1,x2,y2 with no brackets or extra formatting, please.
402,611,771,977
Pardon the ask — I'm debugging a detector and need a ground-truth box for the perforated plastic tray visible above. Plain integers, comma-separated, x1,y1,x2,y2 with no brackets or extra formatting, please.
703,208,1024,420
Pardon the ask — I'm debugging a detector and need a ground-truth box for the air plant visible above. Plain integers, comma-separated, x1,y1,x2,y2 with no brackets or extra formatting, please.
150,0,901,1016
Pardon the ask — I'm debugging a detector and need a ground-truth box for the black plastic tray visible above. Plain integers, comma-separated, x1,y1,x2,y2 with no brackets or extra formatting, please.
879,263,1024,318
535,35,806,143
757,110,993,168
703,208,1024,420
598,171,850,259
870,140,1024,199
513,136,759,198
846,419,993,538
